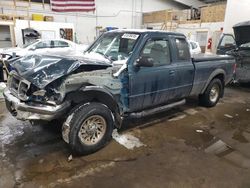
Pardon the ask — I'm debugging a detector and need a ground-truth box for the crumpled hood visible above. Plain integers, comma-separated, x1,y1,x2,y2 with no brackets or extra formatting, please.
1,47,24,55
233,21,250,47
10,54,111,88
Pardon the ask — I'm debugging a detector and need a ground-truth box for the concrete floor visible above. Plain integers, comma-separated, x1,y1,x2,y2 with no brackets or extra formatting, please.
1,85,250,188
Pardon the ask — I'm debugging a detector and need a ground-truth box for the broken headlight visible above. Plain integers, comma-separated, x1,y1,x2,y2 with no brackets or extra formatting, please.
32,89,46,97
48,91,63,103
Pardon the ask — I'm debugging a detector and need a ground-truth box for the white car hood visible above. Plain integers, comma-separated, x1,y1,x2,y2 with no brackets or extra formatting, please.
1,47,26,56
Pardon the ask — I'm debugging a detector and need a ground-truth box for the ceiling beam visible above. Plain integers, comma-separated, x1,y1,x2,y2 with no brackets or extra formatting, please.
172,0,206,8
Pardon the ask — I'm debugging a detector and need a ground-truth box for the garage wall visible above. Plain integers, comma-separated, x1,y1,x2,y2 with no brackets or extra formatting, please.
14,20,74,47
142,21,224,53
0,25,12,48
223,0,250,34
1,0,185,45
176,22,224,53
0,21,15,48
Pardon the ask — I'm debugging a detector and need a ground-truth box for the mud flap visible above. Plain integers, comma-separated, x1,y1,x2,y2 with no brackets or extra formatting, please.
62,113,74,143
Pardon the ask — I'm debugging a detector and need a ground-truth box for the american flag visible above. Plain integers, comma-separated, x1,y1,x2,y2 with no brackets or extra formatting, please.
51,0,95,12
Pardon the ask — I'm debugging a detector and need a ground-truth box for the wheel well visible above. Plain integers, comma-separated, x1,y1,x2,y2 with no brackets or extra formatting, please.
214,74,225,85
201,73,225,95
66,90,121,128
92,93,118,112
66,90,119,113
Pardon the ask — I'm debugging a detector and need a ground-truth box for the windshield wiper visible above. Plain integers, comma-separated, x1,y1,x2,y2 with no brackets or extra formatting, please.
95,51,113,63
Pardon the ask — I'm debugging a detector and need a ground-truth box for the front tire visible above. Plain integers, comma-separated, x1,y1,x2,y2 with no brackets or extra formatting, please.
199,78,223,107
68,102,114,155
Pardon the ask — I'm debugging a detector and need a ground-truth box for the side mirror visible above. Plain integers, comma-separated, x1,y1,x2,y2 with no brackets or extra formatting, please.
134,56,154,67
29,46,36,51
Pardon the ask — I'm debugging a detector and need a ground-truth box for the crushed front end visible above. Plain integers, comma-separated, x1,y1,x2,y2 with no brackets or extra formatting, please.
4,71,71,121
3,54,80,121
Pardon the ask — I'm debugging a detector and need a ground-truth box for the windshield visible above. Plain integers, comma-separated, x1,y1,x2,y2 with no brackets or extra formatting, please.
86,32,140,62
22,40,39,48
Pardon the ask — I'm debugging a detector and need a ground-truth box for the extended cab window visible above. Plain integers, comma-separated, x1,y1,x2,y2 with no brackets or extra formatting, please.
141,39,170,66
175,38,190,61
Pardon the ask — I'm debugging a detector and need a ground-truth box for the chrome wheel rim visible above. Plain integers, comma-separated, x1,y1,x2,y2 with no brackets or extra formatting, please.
78,115,107,146
209,84,219,103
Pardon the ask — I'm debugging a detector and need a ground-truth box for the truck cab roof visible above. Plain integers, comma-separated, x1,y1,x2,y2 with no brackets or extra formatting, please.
108,29,185,37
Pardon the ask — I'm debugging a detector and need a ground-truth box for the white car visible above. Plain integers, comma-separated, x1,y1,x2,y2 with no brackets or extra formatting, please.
0,39,88,60
188,40,202,55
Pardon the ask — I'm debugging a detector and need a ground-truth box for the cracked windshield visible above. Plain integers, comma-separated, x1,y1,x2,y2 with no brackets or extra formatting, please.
85,32,140,63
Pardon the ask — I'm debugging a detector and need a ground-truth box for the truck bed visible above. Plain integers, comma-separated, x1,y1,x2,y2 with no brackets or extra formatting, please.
192,53,235,62
190,53,235,96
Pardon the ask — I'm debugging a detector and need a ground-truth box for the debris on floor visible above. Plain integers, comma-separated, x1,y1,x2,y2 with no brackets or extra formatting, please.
195,129,204,133
184,108,198,115
224,114,233,118
168,114,187,122
205,139,250,169
112,129,145,150
68,155,73,162
205,140,229,154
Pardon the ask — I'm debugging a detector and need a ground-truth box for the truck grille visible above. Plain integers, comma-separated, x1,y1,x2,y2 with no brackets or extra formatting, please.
8,74,30,101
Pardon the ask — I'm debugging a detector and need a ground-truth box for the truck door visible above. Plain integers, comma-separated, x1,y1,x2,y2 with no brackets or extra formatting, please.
216,34,236,55
170,37,195,99
128,36,181,111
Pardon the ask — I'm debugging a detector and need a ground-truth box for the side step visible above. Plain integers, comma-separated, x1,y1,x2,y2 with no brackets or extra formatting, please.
129,99,186,118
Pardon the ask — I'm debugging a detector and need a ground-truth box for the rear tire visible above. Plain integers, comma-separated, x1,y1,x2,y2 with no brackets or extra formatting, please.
199,78,223,107
67,102,114,155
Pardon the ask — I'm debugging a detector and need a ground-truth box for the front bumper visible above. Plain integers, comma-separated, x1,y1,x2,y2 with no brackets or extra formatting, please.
3,88,70,121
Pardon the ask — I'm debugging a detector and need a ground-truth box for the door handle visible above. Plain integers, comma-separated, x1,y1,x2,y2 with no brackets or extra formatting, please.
169,70,175,75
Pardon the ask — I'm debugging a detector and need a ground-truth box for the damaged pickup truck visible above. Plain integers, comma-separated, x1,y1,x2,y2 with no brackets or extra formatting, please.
4,30,236,155
217,21,250,83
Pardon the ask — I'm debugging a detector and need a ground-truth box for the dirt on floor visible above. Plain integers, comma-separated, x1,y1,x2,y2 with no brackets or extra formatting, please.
1,84,250,188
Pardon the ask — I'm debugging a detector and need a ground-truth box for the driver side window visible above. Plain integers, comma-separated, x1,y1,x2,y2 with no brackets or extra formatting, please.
141,39,171,66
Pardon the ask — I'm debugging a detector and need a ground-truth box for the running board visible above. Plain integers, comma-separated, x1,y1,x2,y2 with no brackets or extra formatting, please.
129,99,186,118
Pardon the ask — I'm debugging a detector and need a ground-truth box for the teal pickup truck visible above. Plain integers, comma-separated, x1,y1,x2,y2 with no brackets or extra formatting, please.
4,29,235,155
